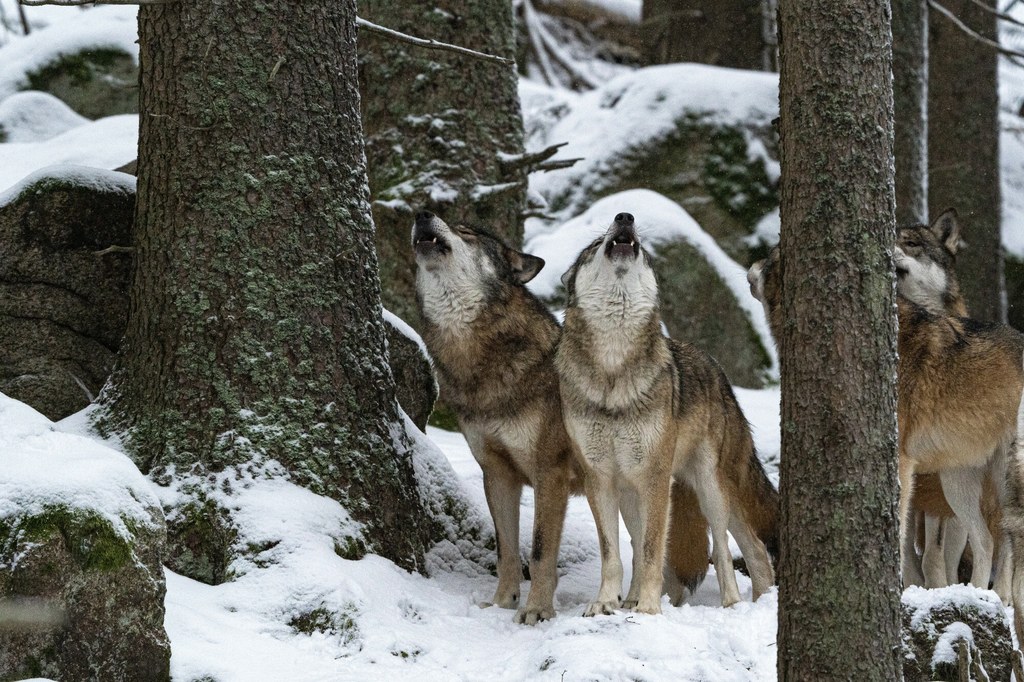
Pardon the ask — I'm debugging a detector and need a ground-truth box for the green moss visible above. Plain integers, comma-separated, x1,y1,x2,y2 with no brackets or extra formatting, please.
703,127,778,232
164,498,237,585
333,535,367,561
24,48,138,118
2,506,133,572
289,603,360,650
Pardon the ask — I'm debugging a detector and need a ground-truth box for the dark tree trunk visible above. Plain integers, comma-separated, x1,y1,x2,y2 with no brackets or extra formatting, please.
359,0,527,328
641,0,775,71
893,0,928,225
776,1,902,680
929,0,1004,322
97,0,433,572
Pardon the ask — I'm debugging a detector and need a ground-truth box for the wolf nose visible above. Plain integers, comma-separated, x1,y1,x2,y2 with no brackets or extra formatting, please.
415,211,435,224
614,212,634,225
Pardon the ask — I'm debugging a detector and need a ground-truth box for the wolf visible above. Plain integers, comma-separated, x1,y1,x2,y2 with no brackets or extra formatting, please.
556,212,778,614
411,211,710,623
748,242,1023,595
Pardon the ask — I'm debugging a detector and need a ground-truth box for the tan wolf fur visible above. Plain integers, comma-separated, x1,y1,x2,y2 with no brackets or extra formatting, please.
411,211,709,623
557,213,778,613
748,243,1023,595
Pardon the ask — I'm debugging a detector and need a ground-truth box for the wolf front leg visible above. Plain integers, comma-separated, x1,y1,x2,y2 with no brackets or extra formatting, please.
514,462,570,625
627,469,672,614
478,454,525,610
582,467,624,616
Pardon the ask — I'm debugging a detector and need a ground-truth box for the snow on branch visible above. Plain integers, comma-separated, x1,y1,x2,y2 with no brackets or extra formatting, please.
929,0,1024,62
356,17,513,67
498,142,581,174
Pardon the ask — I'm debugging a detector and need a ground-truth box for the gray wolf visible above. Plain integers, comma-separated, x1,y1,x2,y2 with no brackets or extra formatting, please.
411,211,709,623
556,212,777,613
748,243,1022,595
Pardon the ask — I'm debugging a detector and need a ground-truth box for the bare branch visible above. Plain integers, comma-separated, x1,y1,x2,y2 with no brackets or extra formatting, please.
929,0,1024,62
498,142,568,171
16,2,30,35
94,245,135,256
966,0,1024,28
355,17,513,66
533,157,581,173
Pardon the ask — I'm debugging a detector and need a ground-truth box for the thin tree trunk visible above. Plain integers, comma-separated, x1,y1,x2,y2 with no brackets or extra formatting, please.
894,0,929,225
929,0,1004,322
98,0,432,573
359,0,526,328
776,1,903,679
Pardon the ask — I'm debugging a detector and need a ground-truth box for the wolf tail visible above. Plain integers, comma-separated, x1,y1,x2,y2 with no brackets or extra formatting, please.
664,480,710,605
1004,358,1024,644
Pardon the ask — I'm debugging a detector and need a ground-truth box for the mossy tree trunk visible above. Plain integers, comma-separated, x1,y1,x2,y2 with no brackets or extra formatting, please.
97,0,433,574
929,0,1004,322
893,0,928,225
358,0,527,327
641,0,774,70
776,0,902,679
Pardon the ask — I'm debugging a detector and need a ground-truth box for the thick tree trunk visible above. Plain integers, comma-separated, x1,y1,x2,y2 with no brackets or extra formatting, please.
776,1,902,680
641,0,773,70
929,0,1004,322
359,0,527,328
893,0,928,225
97,0,432,572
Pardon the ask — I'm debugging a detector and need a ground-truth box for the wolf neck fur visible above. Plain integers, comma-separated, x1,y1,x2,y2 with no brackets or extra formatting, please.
416,266,490,332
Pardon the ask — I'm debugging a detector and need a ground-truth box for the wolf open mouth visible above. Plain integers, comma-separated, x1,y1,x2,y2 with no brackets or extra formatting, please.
413,224,450,257
605,225,639,259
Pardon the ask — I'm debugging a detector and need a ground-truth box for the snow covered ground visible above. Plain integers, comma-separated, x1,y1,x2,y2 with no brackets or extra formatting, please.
36,389,780,682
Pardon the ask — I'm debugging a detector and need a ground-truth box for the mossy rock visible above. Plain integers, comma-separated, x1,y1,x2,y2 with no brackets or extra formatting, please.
163,497,237,586
0,505,170,681
901,585,1013,681
546,119,778,262
0,167,135,420
24,48,138,119
653,239,771,388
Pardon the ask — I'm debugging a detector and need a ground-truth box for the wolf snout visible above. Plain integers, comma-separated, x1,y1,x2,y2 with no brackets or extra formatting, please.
415,210,436,226
614,212,634,225
606,215,640,259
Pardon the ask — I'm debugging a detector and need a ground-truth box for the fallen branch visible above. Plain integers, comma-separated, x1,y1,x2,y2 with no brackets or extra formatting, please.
356,17,513,66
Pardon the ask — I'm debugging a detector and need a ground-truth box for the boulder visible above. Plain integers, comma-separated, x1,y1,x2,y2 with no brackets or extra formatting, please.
0,91,89,143
522,64,779,262
0,395,170,681
24,48,138,120
526,189,776,388
0,165,135,421
383,311,438,432
902,585,1013,682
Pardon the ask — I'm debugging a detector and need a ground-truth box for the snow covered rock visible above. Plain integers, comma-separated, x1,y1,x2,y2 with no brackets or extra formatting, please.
526,189,777,387
522,64,779,260
0,91,89,143
0,395,170,681
383,309,438,431
0,164,134,420
901,585,1013,682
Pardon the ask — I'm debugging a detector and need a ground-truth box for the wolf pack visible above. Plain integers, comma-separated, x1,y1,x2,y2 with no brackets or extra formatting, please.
410,207,1024,641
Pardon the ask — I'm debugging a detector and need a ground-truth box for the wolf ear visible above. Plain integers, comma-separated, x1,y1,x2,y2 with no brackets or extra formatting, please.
747,261,765,302
930,208,962,255
506,249,545,284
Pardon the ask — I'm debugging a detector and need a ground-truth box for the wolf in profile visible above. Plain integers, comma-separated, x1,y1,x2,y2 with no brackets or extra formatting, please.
748,238,1022,595
556,212,778,613
411,211,710,623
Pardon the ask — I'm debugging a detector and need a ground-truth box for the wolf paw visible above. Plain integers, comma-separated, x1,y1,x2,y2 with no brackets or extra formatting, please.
621,598,638,609
478,591,519,610
583,600,620,617
513,606,555,625
632,600,662,615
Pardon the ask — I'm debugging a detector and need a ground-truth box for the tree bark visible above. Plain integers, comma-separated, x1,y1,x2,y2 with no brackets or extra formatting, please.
359,0,527,328
641,0,773,70
893,0,928,225
929,0,1004,322
97,0,433,572
776,1,903,680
